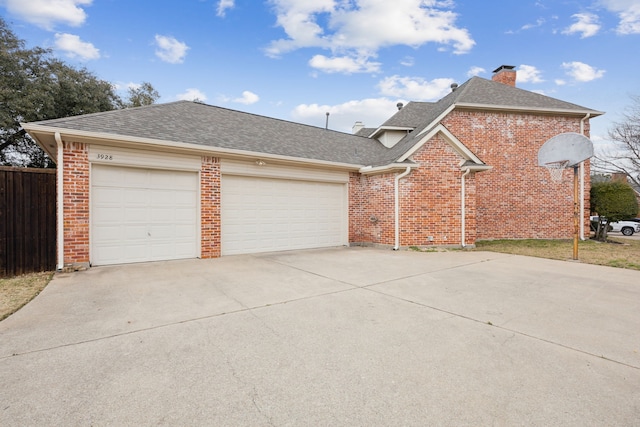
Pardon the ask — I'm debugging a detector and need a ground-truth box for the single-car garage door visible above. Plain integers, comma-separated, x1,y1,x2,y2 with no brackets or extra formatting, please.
91,165,199,265
221,175,347,255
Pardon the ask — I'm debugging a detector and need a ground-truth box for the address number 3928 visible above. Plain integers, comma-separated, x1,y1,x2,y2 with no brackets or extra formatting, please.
96,153,113,160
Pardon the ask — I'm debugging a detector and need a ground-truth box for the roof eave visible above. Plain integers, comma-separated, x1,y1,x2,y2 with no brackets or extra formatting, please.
454,103,604,117
369,125,415,139
21,124,365,171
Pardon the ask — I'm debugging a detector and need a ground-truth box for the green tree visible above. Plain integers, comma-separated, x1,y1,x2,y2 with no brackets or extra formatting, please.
590,181,639,241
0,18,159,168
593,95,640,188
125,82,160,108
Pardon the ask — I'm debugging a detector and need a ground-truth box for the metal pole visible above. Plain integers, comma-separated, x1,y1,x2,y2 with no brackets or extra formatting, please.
573,166,579,260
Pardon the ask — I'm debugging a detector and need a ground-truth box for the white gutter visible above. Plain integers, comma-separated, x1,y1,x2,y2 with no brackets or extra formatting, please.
54,132,64,270
460,168,471,247
393,167,412,250
359,163,415,175
579,113,591,240
21,125,362,172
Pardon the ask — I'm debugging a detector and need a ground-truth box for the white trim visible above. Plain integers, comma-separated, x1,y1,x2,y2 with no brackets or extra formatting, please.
399,124,484,164
21,125,363,171
359,163,416,175
88,145,201,171
454,102,604,117
369,125,414,139
221,159,349,183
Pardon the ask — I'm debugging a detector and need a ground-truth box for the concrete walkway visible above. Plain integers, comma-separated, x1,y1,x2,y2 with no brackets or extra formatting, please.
1,247,639,426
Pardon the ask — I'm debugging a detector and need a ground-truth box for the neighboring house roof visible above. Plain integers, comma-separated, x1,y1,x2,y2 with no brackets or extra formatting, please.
23,76,603,171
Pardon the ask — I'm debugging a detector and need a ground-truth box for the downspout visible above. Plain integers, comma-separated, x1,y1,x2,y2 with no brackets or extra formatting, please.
460,168,471,247
54,132,64,270
393,167,411,250
579,113,591,240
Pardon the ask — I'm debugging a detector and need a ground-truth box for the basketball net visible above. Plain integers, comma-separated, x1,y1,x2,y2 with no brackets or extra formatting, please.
543,160,569,183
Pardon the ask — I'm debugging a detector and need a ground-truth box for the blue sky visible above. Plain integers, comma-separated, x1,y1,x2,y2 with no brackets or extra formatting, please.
2,0,639,151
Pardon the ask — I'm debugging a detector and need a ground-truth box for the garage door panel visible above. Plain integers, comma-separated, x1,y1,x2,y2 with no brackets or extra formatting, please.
221,175,346,255
91,165,198,265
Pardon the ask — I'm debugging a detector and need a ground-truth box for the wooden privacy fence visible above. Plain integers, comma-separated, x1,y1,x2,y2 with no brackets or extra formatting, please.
0,167,56,277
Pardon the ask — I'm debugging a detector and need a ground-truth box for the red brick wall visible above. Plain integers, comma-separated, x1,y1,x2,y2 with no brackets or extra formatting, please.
442,110,591,239
201,156,221,258
349,172,395,245
62,141,90,266
349,135,477,247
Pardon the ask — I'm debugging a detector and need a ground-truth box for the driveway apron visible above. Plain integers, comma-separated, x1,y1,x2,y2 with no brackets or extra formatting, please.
1,247,639,426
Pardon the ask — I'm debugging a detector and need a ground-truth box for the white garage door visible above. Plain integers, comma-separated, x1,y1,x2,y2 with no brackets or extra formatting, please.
91,165,199,265
221,175,347,255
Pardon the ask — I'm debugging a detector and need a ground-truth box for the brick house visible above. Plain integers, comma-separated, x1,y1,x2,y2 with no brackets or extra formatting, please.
23,65,603,269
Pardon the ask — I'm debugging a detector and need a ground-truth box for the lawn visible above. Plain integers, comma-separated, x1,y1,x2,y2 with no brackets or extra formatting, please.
475,237,640,271
0,271,53,321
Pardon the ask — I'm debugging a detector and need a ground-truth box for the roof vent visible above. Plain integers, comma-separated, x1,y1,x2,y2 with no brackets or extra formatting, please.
451,83,458,92
396,102,404,110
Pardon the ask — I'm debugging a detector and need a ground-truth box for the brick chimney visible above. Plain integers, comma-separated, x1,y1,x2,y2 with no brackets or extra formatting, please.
492,65,516,87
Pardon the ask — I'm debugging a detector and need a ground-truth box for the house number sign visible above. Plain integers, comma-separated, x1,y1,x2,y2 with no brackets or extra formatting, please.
96,153,113,160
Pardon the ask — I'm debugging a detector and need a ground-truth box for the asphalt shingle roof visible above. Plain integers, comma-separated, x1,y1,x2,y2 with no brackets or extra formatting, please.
26,76,602,169
29,101,388,166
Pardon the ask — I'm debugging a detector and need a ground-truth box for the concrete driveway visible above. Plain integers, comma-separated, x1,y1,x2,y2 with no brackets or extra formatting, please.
1,247,639,426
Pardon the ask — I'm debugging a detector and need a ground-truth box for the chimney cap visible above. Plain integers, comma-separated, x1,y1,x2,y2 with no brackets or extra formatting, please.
492,65,516,74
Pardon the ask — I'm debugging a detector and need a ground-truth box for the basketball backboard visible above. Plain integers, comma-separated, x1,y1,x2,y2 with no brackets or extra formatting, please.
537,132,593,167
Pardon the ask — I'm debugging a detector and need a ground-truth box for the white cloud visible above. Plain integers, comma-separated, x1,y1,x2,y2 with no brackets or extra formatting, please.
1,0,91,30
400,56,415,67
561,61,605,82
308,54,381,74
599,0,640,34
467,66,486,77
216,0,234,17
265,0,474,74
291,98,402,133
154,35,189,64
233,91,260,105
517,64,544,83
562,13,601,38
555,79,567,86
521,18,546,30
177,88,207,102
377,75,455,101
54,33,100,60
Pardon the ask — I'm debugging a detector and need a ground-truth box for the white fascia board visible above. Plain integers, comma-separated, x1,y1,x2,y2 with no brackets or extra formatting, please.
398,123,483,164
461,164,492,172
21,124,363,171
359,163,415,175
454,103,605,117
369,125,415,139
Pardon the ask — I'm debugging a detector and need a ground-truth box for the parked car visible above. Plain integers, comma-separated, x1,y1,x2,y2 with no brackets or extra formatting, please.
590,216,640,236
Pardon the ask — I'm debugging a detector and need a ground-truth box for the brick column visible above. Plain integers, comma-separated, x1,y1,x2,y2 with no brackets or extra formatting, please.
62,141,90,267
201,156,221,258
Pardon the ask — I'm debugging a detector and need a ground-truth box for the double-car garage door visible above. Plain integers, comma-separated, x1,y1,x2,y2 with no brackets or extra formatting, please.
221,175,346,255
90,158,348,265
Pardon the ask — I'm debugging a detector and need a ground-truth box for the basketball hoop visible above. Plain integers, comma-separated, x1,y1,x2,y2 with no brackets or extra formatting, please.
543,160,569,183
